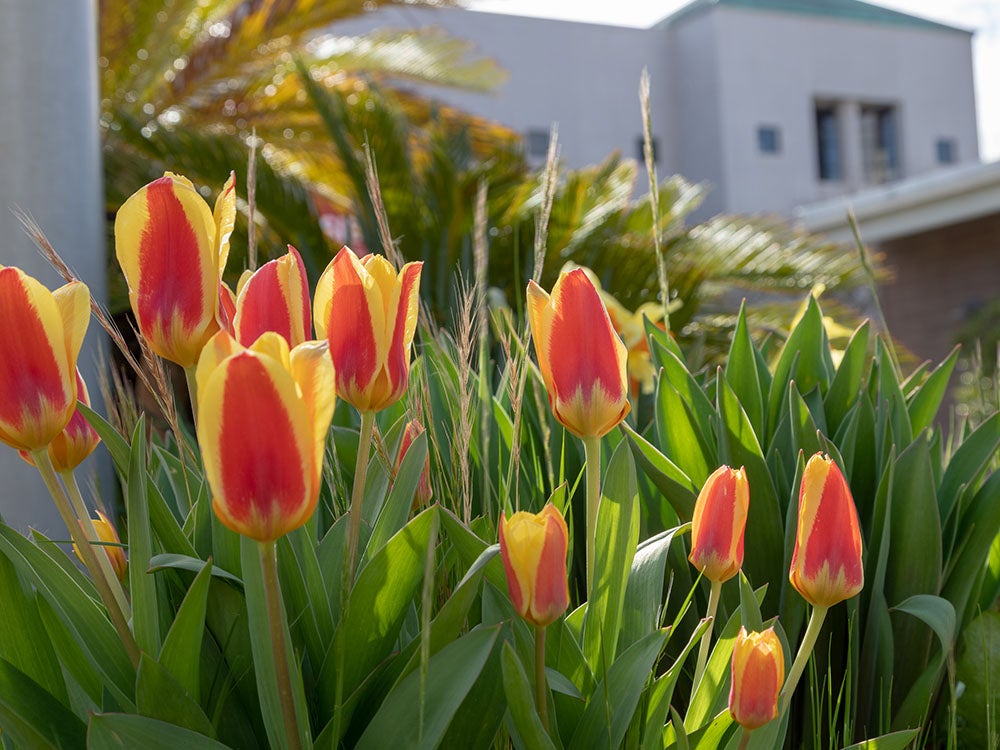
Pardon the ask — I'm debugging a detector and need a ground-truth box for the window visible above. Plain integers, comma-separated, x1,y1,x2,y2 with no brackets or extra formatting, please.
861,104,899,183
757,125,781,154
526,129,549,158
636,136,659,164
815,105,841,181
936,138,957,164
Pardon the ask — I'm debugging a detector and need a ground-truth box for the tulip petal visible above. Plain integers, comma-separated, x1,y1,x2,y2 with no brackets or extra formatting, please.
325,248,381,406
195,330,243,400
289,339,336,484
385,261,423,398
689,466,749,583
47,371,100,472
214,171,237,275
530,507,570,624
526,281,555,395
51,281,91,368
234,246,311,347
0,268,77,449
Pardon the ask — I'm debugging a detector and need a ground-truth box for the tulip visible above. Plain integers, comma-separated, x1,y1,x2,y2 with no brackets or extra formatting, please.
526,268,630,439
395,419,433,510
313,246,422,413
499,504,570,628
0,266,89,452
730,626,785,731
196,330,335,542
20,370,100,473
689,465,750,686
789,453,863,608
74,511,127,583
114,172,236,368
232,246,312,348
689,465,750,583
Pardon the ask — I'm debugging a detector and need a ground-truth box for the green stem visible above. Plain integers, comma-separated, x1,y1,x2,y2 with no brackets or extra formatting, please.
736,727,753,750
60,469,131,618
535,625,550,732
582,436,602,595
31,450,140,668
693,579,722,689
259,541,302,750
346,410,376,584
184,366,199,424
779,604,829,714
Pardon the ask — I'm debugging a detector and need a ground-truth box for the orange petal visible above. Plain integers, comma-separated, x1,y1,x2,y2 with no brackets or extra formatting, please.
689,466,749,583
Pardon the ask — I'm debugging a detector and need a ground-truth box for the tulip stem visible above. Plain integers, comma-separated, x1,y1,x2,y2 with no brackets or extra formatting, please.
693,579,722,689
184,366,199,424
60,469,131,618
258,540,303,750
736,727,752,750
535,625,550,732
779,604,828,714
582,436,602,596
346,410,376,584
31,450,140,668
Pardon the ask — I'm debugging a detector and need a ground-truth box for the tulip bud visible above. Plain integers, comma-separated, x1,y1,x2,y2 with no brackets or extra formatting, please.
789,453,864,608
74,511,127,583
688,465,749,583
526,269,630,438
729,626,785,730
499,504,570,627
314,247,422,413
0,267,89,452
395,419,432,510
233,246,312,348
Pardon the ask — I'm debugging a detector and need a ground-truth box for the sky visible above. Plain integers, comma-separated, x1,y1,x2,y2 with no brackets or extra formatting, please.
470,0,1000,161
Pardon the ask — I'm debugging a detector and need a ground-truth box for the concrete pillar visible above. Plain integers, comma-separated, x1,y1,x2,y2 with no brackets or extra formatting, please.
0,1,108,535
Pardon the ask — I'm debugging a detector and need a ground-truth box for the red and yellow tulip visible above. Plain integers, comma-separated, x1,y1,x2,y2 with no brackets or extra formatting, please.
313,247,422,413
689,465,749,583
0,267,89,452
20,370,100,472
789,453,864,608
729,626,785,730
195,331,335,542
231,246,312,348
499,504,570,627
74,511,127,583
114,172,236,368
395,419,433,510
526,269,630,438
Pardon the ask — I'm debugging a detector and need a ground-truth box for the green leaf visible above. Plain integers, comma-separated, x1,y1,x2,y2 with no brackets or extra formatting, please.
620,524,690,651
135,654,215,738
148,553,241,585
127,416,162,656
439,506,507,592
938,412,1000,524
892,595,955,655
623,425,697,522
656,377,714,490
355,625,499,749
906,347,959,436
88,713,230,749
582,441,640,672
659,350,717,449
364,430,427,562
158,559,213,701
0,656,86,749
501,641,559,750
841,728,920,750
724,302,766,437
942,471,1000,629
824,321,870,436
569,629,668,750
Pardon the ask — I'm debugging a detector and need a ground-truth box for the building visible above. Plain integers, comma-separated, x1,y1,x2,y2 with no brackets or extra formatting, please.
334,0,980,219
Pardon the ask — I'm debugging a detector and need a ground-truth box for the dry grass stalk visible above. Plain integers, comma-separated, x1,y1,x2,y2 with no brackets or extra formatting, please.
640,68,672,333
473,178,494,516
247,127,259,272
451,275,481,524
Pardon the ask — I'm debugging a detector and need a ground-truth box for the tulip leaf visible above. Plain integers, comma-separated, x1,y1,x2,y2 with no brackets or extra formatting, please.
582,441,640,672
906,347,959,436
623,424,697,522
938,411,1000,525
147,553,241,585
355,625,500,749
285,525,336,661
942,471,1000,629
439,506,507,592
501,641,559,750
645,314,685,368
689,710,736,749
874,343,913,449
127,416,162,656
158,558,213,701
276,532,326,674
656,376,714,490
620,524,690,651
788,383,824,461
0,525,134,707
724,302,766,437
569,629,667,750
841,728,920,750
136,654,215,738
88,713,230,749
823,321,870,437
239,536,312,750
364,429,427,563
891,595,955,656
35,595,103,710
0,656,87,750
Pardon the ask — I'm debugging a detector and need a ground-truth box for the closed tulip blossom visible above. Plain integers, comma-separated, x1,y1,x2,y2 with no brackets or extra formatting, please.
231,246,312,348
74,511,127,583
0,266,89,452
313,246,422,414
196,331,335,542
115,172,236,368
395,419,433,510
730,626,785,731
20,370,100,473
499,504,570,628
689,465,750,583
789,453,864,608
526,268,630,439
